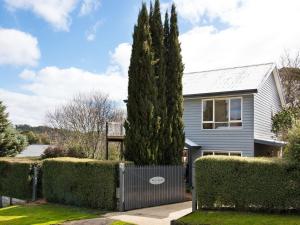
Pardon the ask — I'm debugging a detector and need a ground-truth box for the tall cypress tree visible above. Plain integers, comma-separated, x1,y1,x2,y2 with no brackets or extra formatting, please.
124,3,159,165
149,0,167,164
0,101,9,133
164,4,185,165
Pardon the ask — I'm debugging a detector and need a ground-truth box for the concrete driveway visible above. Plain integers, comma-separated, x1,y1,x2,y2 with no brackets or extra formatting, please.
106,201,192,225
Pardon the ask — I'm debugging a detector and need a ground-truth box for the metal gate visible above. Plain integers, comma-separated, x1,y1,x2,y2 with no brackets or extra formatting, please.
119,164,186,211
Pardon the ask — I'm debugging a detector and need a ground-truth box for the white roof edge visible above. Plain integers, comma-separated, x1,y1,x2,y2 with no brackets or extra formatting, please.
184,62,275,75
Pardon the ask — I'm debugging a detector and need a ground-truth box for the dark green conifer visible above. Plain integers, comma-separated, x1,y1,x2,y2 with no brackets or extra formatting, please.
164,4,185,164
124,3,159,165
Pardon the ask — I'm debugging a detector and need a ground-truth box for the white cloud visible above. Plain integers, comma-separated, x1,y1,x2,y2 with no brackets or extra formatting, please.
108,43,132,76
177,0,300,71
5,0,78,31
0,89,61,126
1,43,131,125
0,28,40,66
19,69,36,79
85,20,103,41
174,0,243,24
79,0,101,16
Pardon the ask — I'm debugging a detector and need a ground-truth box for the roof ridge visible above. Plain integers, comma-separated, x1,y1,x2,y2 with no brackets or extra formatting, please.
184,62,275,75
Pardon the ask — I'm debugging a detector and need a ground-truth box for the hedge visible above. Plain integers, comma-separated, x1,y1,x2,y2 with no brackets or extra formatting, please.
42,157,120,210
195,156,300,211
0,157,41,200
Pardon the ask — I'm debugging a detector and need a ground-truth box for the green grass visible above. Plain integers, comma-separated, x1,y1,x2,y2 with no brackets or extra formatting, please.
110,221,136,225
0,203,101,225
176,211,300,225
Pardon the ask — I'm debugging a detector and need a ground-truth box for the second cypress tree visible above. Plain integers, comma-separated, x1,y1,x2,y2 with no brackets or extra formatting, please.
125,4,159,165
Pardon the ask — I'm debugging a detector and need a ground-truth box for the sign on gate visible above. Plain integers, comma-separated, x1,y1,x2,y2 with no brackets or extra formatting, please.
119,164,186,211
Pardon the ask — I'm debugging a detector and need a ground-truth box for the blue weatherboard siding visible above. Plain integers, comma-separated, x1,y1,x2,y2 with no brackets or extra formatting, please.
183,94,255,161
254,72,282,140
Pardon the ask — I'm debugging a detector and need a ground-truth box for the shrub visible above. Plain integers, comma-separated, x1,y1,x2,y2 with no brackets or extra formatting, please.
42,157,120,209
285,121,300,162
41,146,66,159
195,156,300,212
0,157,41,200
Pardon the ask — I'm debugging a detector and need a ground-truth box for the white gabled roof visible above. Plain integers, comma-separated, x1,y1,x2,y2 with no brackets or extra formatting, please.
183,62,276,97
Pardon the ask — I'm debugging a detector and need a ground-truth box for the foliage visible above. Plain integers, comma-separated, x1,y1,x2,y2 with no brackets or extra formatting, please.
173,210,300,225
42,158,120,209
279,51,300,107
272,106,300,140
163,4,185,164
195,156,300,211
47,92,124,159
125,2,184,165
20,130,50,145
0,157,41,200
41,145,86,159
284,121,300,162
125,3,159,165
150,0,167,163
0,204,100,225
0,101,28,157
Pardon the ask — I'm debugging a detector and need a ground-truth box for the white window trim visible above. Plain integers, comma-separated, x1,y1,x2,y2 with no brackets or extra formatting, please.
202,97,243,130
201,150,243,157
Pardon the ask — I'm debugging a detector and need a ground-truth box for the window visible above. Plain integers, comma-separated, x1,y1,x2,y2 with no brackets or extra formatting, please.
202,97,242,129
202,151,242,156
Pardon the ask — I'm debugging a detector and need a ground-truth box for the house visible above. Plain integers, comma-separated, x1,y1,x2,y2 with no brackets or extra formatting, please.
183,63,286,166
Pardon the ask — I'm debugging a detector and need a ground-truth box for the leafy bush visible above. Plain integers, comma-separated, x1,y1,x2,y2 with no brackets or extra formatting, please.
41,146,66,159
285,121,300,162
41,146,86,159
42,158,120,209
0,157,41,200
195,156,300,212
272,107,300,140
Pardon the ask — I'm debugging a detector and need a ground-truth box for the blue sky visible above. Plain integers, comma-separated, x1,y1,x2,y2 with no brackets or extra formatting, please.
0,0,300,125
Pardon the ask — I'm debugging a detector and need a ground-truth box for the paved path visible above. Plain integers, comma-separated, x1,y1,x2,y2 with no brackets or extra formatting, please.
65,201,192,225
106,201,192,225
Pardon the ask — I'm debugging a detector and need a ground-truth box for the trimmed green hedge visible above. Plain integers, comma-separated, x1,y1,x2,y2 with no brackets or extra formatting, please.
0,157,41,200
42,157,120,210
195,156,300,211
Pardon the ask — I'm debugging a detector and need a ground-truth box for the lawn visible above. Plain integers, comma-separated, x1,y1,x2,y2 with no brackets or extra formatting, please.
0,203,101,225
175,210,300,225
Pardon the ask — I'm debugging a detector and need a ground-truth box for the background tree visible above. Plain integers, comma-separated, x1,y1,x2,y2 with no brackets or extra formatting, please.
47,92,124,159
149,0,167,163
284,121,300,162
125,3,159,165
272,107,300,140
0,101,27,156
279,51,300,107
164,4,185,164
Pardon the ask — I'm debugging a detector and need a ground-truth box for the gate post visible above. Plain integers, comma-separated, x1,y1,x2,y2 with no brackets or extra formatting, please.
0,196,2,208
119,163,125,211
32,166,38,201
192,162,197,212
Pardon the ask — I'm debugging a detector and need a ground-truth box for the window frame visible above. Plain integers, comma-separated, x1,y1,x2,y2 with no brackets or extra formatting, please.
202,97,243,130
201,150,243,157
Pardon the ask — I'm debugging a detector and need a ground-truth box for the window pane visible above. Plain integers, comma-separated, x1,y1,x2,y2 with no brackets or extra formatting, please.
215,100,228,122
214,152,229,156
203,100,213,121
230,99,241,121
230,122,242,127
203,151,213,156
215,123,229,129
203,123,213,129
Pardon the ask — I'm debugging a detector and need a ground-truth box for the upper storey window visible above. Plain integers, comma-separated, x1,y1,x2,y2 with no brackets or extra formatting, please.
202,97,242,129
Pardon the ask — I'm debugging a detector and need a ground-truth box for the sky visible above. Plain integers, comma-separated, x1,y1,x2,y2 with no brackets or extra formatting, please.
0,0,300,126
